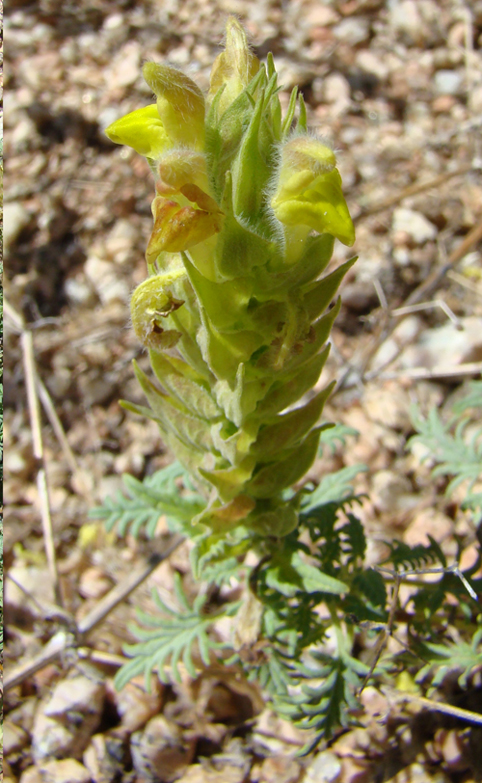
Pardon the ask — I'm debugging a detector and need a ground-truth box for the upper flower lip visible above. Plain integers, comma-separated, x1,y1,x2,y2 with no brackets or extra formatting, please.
105,63,206,159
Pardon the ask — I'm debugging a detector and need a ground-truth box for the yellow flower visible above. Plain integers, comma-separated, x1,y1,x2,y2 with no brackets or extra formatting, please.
105,63,205,159
271,136,355,247
105,104,169,159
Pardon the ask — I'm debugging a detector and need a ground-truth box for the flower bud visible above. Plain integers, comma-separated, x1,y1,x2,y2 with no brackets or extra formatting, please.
208,17,260,114
130,273,186,352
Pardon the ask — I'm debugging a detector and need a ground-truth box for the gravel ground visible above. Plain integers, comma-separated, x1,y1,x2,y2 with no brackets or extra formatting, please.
3,1,482,781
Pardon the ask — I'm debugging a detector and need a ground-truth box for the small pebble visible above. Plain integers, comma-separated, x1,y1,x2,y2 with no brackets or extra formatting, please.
434,69,463,95
304,750,342,783
392,208,437,244
3,202,32,252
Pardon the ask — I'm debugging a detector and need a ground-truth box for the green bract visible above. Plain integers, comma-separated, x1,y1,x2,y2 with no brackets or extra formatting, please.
106,18,356,536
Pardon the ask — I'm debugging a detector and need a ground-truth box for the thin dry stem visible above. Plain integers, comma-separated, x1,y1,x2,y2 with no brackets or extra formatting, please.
384,687,482,727
392,299,462,327
338,218,482,389
22,326,63,608
384,360,482,381
353,164,475,223
36,378,80,476
4,534,185,692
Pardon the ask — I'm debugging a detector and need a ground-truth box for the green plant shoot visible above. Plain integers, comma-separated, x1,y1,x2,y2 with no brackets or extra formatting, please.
105,17,356,538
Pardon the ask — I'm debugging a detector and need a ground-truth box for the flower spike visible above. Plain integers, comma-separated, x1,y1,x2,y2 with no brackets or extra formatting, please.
106,18,356,535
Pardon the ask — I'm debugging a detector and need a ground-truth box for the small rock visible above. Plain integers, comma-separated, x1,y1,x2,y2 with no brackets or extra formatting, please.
469,84,482,112
363,383,412,432
304,750,342,782
109,41,141,88
356,50,389,81
31,714,79,762
392,208,437,244
333,17,370,46
32,674,105,762
370,316,422,373
386,763,450,783
390,0,424,43
3,720,30,756
102,12,122,31
84,256,130,305
432,95,456,113
168,45,191,66
64,274,96,307
404,508,453,547
339,755,370,783
4,449,32,479
78,369,118,407
19,769,43,783
256,756,301,783
45,366,72,399
4,202,32,252
96,474,125,504
6,565,55,609
176,739,250,783
322,73,351,106
372,470,417,515
83,733,127,783
305,4,339,27
434,69,463,95
79,566,113,599
10,115,38,149
399,317,482,370
359,687,389,720
131,715,195,783
21,759,91,783
177,763,247,783
436,729,470,772
112,677,164,734
104,218,139,264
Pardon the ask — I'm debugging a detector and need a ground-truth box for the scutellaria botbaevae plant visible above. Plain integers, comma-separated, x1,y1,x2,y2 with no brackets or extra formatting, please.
105,18,356,539
100,25,482,744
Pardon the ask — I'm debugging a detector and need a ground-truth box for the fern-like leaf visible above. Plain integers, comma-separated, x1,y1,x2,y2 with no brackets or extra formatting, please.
191,526,255,584
277,642,370,752
301,464,367,511
383,537,446,571
410,389,482,512
416,627,482,689
318,422,359,454
116,572,235,690
452,381,482,416
89,461,206,538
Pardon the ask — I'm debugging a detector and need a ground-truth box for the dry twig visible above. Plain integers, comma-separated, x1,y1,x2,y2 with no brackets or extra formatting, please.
22,318,63,607
385,687,482,727
353,164,475,223
338,219,482,389
4,534,184,691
